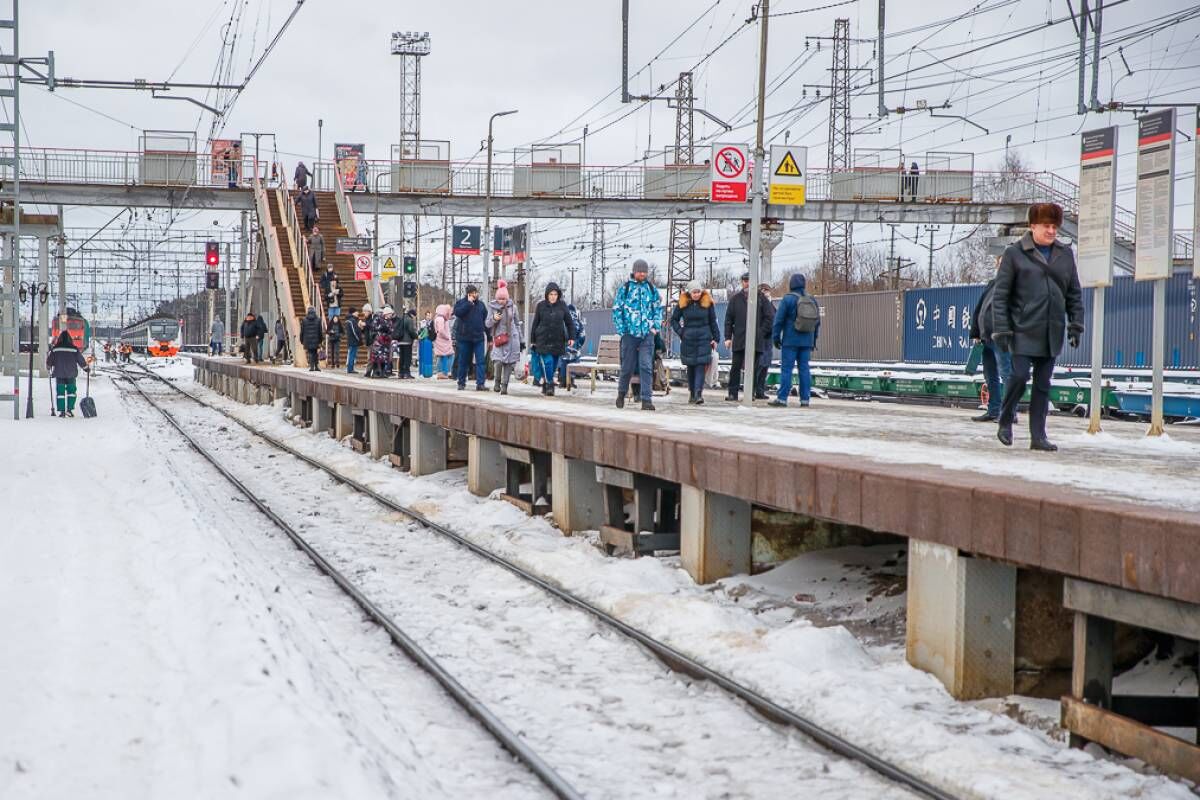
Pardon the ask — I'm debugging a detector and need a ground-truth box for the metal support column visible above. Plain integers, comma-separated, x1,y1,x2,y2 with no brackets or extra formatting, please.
0,0,21,417
820,19,852,293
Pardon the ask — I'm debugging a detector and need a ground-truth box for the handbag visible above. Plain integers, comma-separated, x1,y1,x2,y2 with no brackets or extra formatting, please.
492,309,510,347
965,342,984,375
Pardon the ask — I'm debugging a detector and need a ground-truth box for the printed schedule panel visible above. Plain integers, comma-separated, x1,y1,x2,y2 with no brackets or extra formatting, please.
1077,127,1118,288
1134,109,1175,282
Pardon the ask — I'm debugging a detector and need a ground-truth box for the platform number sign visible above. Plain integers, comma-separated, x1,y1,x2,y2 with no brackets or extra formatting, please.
710,142,749,203
452,225,481,256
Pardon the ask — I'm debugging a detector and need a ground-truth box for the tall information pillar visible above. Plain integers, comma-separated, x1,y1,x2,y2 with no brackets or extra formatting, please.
1076,126,1118,434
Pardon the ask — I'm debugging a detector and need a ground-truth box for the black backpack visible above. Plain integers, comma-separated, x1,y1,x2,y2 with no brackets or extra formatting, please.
791,293,820,333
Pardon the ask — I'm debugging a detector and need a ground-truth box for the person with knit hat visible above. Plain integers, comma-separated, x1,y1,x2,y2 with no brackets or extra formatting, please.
611,258,662,410
485,279,523,394
991,202,1084,451
670,280,720,404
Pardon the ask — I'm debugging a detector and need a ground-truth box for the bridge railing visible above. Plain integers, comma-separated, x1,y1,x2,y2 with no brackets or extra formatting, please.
0,146,270,189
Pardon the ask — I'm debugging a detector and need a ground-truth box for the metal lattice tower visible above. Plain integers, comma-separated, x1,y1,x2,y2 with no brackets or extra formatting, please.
821,19,852,292
0,0,20,417
589,221,607,307
666,72,695,297
391,31,430,304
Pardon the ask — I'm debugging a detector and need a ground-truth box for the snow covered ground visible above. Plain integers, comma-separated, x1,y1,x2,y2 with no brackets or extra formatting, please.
0,370,546,800
170,358,1194,798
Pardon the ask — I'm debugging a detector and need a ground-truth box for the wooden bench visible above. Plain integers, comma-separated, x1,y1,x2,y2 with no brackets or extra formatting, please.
567,334,623,393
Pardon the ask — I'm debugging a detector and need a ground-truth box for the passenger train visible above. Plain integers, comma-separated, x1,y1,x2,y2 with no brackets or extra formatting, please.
120,314,182,357
50,308,91,351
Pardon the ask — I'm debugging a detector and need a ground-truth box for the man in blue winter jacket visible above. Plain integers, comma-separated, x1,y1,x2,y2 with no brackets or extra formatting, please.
611,259,662,410
453,285,489,390
769,273,819,408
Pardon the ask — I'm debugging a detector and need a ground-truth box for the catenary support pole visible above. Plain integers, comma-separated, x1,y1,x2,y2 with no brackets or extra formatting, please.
742,0,769,410
1147,278,1165,436
1087,285,1105,434
877,0,886,118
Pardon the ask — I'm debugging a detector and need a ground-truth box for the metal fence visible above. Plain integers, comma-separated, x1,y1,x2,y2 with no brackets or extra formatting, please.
0,146,269,189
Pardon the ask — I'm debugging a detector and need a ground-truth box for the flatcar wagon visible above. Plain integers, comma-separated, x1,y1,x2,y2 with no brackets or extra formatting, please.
121,314,181,357
50,308,91,351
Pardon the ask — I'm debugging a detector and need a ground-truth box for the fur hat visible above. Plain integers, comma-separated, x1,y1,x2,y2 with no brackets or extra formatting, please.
495,279,509,303
1028,203,1063,227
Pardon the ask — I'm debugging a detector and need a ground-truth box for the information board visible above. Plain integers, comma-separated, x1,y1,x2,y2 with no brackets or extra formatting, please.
1077,127,1118,288
354,253,374,281
767,145,807,205
336,236,373,254
1134,109,1175,281
452,225,481,255
710,142,749,203
1194,107,1199,278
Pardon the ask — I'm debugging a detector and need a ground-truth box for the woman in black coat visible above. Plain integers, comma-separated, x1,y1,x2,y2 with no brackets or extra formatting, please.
670,281,721,404
528,282,572,396
298,307,324,371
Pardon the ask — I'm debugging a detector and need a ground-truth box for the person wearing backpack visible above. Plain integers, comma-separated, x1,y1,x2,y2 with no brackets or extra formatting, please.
968,261,1012,422
768,272,819,408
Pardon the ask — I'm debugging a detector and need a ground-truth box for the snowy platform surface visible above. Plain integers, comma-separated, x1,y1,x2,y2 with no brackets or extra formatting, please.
2,361,1196,799
194,355,1200,607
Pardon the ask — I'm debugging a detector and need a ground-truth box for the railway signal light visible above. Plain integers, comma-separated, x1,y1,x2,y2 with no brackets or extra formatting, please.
403,281,417,298
205,240,220,267
403,256,417,275
205,272,219,290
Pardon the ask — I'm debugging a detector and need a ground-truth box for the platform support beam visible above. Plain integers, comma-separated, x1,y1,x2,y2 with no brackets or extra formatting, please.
467,435,506,497
313,399,333,434
368,410,394,460
334,403,352,440
411,420,447,476
551,453,606,534
906,539,1016,700
679,484,751,583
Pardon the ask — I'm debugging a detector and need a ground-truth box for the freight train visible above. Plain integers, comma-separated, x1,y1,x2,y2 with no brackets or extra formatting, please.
120,314,182,357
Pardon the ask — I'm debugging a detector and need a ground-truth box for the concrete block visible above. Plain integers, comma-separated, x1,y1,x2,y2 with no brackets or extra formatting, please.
679,484,751,584
368,410,395,460
411,420,447,477
906,538,1016,700
467,436,506,497
313,399,333,434
334,403,352,440
551,453,606,534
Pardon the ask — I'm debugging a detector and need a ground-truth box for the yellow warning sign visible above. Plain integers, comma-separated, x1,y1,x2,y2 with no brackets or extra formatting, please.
774,150,802,177
768,144,807,205
380,256,398,280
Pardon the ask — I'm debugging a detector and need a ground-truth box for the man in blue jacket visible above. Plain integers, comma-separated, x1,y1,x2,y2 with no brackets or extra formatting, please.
769,273,819,408
611,259,662,410
453,284,489,390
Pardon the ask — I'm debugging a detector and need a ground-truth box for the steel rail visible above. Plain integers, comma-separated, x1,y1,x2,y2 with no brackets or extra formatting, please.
113,370,584,800
134,362,960,800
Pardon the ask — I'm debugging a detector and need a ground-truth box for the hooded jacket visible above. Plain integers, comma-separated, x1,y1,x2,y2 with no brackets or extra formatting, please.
670,290,720,366
344,314,366,347
724,287,771,352
991,232,1084,358
210,318,225,341
452,295,488,343
392,311,418,344
297,189,318,219
485,298,523,364
46,332,87,380
240,315,263,339
771,273,820,349
433,305,454,356
612,276,661,338
530,282,571,356
299,308,324,349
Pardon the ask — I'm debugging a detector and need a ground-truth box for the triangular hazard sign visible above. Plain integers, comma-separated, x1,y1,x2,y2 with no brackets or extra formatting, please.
383,257,396,270
774,150,802,177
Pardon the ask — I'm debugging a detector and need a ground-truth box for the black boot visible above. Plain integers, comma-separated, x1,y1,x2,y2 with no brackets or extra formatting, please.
972,412,998,422
1030,437,1058,452
688,390,697,405
997,424,1013,447
725,391,738,402
546,383,555,397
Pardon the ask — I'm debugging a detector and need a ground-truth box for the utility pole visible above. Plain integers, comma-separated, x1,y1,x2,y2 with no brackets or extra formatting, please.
820,19,852,294
240,132,275,183
921,224,939,286
888,225,897,290
391,31,431,305
743,0,769,410
567,265,578,305
666,71,696,299
705,256,718,287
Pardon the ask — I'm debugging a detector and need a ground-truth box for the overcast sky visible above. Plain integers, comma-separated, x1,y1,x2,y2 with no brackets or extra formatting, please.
19,0,1200,309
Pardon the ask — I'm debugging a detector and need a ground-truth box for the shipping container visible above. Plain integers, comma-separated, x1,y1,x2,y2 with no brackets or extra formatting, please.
811,290,904,362
902,270,1200,369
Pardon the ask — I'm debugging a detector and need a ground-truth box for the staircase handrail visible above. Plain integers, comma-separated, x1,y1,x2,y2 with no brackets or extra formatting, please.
276,174,325,323
333,171,382,307
253,173,308,368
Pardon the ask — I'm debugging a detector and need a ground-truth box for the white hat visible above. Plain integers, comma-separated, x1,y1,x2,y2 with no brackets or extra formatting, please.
362,303,373,313
685,280,702,293
382,305,394,315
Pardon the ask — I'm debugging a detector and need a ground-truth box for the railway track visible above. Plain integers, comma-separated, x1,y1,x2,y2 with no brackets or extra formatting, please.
116,361,959,800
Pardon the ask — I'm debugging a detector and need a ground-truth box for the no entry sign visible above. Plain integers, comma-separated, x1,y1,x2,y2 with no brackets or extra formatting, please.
354,253,374,281
710,142,749,203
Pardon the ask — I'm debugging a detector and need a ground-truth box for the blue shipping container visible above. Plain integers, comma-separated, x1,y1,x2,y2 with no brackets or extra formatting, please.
903,271,1200,369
